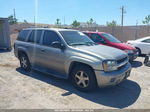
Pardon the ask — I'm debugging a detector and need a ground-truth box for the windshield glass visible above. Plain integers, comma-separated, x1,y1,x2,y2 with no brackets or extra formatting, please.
59,31,96,46
102,33,121,43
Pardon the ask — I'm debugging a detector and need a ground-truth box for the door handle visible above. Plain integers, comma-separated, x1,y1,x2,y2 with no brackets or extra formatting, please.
41,49,46,52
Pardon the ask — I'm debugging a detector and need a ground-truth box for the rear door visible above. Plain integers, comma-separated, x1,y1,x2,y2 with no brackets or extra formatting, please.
25,30,43,66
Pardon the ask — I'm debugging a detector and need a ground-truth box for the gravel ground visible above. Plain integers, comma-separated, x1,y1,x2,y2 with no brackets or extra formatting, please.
0,50,150,109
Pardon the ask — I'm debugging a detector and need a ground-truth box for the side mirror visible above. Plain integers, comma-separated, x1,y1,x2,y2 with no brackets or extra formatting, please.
51,41,65,49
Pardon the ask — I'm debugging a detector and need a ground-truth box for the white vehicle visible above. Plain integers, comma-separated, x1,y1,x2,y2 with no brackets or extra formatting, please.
127,37,150,55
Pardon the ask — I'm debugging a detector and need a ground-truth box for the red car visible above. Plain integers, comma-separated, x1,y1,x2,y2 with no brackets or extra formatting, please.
83,31,138,61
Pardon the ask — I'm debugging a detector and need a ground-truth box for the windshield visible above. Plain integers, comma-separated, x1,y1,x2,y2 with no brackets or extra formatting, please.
102,33,121,43
59,31,96,46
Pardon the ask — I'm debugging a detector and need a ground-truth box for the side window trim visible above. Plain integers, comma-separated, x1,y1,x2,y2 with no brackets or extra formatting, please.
26,30,33,42
26,30,44,44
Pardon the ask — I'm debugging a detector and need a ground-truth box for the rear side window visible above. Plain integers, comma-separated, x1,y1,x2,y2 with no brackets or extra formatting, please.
17,30,30,41
43,31,61,46
27,30,42,43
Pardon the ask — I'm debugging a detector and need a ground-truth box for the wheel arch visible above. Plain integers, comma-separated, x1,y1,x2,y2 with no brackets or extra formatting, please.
68,61,98,85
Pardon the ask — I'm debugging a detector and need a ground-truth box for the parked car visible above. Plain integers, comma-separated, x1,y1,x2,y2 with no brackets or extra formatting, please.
14,28,131,91
83,31,138,61
127,36,150,55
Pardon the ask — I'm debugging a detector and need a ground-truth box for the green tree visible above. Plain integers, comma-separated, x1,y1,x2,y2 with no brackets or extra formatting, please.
8,15,17,25
106,20,118,26
24,20,28,24
72,20,80,28
143,15,150,34
87,18,96,27
55,18,61,27
143,15,150,25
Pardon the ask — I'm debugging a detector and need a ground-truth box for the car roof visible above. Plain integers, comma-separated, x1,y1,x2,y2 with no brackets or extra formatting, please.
83,31,106,34
22,28,77,32
136,36,150,42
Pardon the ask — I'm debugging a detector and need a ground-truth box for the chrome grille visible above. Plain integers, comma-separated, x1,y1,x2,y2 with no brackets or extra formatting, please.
117,57,128,64
117,56,128,69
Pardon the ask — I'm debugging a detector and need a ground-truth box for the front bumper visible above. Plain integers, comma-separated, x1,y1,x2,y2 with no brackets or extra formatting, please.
128,50,138,61
94,62,132,87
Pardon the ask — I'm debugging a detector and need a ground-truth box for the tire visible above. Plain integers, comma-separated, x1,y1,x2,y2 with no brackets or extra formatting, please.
19,53,31,71
136,48,141,56
70,65,97,92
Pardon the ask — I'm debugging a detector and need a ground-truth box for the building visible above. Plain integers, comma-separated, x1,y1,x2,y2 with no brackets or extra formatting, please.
0,18,11,50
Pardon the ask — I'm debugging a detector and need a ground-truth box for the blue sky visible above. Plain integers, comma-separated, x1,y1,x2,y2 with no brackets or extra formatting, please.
0,0,150,25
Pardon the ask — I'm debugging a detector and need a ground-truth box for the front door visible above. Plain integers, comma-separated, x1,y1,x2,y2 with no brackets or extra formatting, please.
40,30,66,75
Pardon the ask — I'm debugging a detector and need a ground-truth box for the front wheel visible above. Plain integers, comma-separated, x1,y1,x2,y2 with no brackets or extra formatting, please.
70,65,97,92
19,53,31,71
136,48,141,56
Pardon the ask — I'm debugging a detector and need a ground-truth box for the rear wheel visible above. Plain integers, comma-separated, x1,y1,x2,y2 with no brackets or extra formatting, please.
19,53,31,71
70,65,97,92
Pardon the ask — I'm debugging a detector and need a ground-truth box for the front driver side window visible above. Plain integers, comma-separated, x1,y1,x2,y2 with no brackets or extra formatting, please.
91,34,105,43
142,39,150,43
43,31,61,46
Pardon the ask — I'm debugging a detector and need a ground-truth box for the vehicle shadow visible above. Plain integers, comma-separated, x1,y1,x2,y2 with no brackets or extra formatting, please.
130,61,143,68
0,49,11,53
16,68,141,109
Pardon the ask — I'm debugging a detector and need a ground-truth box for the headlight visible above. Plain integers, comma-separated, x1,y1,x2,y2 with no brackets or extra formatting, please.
124,50,134,54
102,60,118,72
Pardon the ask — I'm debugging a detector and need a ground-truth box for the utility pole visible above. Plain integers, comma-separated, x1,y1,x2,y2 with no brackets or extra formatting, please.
120,6,126,27
135,20,138,40
64,16,66,25
13,9,16,19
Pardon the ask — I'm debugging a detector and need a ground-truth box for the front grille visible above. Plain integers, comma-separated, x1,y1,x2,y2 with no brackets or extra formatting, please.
118,63,127,70
117,57,128,64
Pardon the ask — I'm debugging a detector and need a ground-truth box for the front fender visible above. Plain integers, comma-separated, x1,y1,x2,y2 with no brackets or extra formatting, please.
65,56,103,74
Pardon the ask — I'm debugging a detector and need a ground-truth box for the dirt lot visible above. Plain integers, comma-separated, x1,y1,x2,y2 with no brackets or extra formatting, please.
0,50,150,109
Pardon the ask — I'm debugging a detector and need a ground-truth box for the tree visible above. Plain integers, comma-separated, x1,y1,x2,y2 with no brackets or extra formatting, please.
87,18,96,27
24,20,28,24
55,18,61,27
8,15,17,25
72,20,80,28
143,15,150,34
106,20,118,27
143,15,150,25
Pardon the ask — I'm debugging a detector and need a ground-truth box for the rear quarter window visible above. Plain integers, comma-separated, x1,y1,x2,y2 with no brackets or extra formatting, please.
17,30,30,41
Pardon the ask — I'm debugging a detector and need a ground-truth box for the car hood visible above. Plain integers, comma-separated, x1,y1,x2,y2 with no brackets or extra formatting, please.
73,45,127,60
110,42,135,50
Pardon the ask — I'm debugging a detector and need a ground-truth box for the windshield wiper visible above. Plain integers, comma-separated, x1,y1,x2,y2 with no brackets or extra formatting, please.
70,42,97,46
85,42,97,45
70,43,86,46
